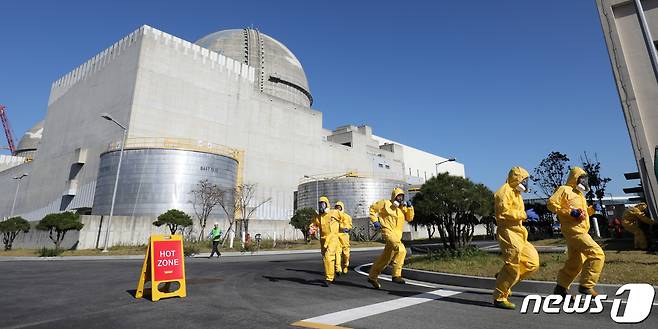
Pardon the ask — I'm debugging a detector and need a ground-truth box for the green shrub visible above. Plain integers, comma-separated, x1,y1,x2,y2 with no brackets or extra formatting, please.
38,247,63,257
153,209,193,235
0,216,30,251
36,212,84,250
184,244,200,256
427,246,486,260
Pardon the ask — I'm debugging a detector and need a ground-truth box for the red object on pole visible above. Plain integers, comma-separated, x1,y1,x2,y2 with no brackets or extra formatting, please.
0,105,17,154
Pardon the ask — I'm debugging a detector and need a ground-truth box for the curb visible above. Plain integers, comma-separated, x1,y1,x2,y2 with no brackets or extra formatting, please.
0,246,384,262
192,246,384,258
380,266,658,297
411,245,567,254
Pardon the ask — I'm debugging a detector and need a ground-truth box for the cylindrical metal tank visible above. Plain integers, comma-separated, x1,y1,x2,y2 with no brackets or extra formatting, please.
92,149,238,217
296,177,408,219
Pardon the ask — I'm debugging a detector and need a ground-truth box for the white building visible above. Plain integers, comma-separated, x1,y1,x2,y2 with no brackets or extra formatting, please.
0,26,464,231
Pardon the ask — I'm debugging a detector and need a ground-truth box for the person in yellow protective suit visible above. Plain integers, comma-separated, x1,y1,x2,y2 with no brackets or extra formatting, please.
368,187,414,289
310,196,346,287
548,167,605,297
333,201,353,275
492,167,539,310
622,203,655,250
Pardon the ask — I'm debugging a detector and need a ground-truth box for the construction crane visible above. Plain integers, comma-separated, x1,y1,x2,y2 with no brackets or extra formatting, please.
0,105,17,155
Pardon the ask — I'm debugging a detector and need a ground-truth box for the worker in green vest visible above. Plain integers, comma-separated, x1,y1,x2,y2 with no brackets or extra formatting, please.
208,222,222,258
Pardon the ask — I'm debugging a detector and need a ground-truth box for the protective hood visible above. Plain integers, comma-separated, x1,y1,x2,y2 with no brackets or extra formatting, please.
637,202,648,212
391,187,405,201
506,166,529,188
319,196,330,205
566,167,587,188
335,201,345,212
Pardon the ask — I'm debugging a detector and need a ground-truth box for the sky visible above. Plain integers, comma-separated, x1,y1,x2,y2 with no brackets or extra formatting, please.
0,0,637,196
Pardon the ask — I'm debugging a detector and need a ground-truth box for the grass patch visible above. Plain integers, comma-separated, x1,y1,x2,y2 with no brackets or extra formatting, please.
0,239,384,257
37,248,63,257
215,239,383,252
406,242,658,285
530,238,566,246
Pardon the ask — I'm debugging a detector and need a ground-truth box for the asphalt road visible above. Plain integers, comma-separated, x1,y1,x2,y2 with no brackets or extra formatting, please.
0,250,656,329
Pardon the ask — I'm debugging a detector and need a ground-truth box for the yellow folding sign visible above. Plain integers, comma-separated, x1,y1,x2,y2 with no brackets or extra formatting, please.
135,234,187,301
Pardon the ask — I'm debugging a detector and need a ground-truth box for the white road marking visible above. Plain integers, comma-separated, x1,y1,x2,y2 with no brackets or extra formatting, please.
292,263,463,327
354,263,437,288
354,263,658,306
299,289,461,326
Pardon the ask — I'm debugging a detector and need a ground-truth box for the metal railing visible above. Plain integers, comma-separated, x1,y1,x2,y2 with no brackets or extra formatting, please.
106,137,241,160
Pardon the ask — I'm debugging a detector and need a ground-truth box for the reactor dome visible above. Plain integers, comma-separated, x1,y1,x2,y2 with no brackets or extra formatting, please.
15,120,44,159
195,28,313,108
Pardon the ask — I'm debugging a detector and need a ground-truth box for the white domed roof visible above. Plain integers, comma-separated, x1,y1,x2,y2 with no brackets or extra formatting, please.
195,29,313,107
16,120,44,153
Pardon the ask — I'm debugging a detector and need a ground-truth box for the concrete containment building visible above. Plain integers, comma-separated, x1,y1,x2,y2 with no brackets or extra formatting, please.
0,25,464,245
596,0,658,217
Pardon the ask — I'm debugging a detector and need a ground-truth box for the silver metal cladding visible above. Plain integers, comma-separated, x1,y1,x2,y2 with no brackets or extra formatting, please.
92,148,238,217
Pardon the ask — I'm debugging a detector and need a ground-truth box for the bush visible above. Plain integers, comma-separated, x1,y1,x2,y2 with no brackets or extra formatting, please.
153,209,193,235
184,243,200,257
36,212,84,250
38,247,63,257
0,216,31,251
290,208,316,243
426,246,485,260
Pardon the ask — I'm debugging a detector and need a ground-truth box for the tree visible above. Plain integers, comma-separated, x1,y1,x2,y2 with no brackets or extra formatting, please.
153,209,193,235
412,173,494,249
290,208,316,243
36,212,84,250
581,152,612,209
525,203,555,238
190,179,224,241
234,183,271,237
531,151,570,197
0,216,30,251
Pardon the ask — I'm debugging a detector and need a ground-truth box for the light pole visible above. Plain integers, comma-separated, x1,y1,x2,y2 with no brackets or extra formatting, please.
10,173,28,217
435,158,456,176
304,172,354,208
304,175,319,210
100,113,127,252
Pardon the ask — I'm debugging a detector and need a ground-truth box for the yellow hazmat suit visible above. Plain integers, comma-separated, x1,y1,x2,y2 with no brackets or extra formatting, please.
311,196,345,282
334,201,352,274
548,167,605,292
622,203,655,250
493,167,539,306
368,187,414,285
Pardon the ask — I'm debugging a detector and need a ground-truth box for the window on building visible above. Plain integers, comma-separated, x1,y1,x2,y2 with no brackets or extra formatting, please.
379,163,383,168
385,165,390,169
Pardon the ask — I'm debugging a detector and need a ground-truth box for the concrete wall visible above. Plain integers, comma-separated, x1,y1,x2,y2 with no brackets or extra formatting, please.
597,0,658,217
0,155,27,172
128,26,404,221
372,135,466,184
0,25,465,226
0,28,144,220
8,215,304,250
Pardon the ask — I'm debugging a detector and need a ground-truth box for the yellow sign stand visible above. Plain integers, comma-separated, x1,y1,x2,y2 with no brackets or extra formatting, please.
135,234,187,301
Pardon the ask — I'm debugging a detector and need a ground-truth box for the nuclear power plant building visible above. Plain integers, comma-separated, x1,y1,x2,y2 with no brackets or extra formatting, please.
0,25,464,229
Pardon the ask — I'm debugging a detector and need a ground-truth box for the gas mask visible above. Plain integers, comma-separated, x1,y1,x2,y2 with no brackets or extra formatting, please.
318,202,328,213
393,194,405,207
576,175,590,193
516,178,529,193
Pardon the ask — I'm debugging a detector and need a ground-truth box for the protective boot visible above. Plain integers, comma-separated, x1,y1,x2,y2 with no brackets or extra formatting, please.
392,276,406,284
578,286,599,297
553,284,568,297
368,278,381,289
493,300,516,310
